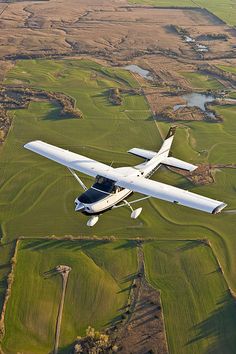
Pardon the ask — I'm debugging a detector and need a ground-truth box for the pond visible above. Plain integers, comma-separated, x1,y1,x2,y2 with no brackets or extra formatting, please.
196,44,208,52
174,93,216,112
183,35,208,52
124,64,153,80
174,92,217,118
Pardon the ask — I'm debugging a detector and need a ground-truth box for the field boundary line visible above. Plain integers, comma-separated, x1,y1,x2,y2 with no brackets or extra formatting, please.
0,239,19,344
17,235,210,242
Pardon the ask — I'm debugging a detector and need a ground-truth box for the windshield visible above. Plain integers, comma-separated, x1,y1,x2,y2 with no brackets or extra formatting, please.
78,188,107,204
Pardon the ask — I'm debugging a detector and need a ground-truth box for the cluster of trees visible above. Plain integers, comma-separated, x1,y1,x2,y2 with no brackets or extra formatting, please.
74,326,118,354
0,107,11,145
0,85,83,119
108,88,122,106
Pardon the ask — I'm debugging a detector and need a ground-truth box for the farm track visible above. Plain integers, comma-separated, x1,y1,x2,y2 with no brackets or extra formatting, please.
54,266,71,354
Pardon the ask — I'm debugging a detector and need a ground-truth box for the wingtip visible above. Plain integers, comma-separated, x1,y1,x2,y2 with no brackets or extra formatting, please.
189,165,198,172
212,203,227,214
24,140,42,149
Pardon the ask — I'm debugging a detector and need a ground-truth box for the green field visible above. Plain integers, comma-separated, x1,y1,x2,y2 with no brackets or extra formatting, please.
129,0,236,26
0,59,236,287
4,239,236,354
2,239,138,354
144,240,236,354
1,59,236,354
217,65,236,75
181,72,224,90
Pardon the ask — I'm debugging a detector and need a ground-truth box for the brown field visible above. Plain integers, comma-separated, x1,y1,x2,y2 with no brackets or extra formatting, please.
0,0,235,63
1,0,236,116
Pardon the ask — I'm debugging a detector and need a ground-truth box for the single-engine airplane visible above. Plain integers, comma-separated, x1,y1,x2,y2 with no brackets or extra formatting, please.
24,127,227,226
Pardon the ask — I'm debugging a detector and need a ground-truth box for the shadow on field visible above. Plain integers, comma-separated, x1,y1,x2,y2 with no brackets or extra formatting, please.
42,103,75,121
121,272,139,283
0,277,8,312
50,342,75,354
21,239,111,252
114,240,137,250
92,91,114,107
187,290,236,353
43,268,59,279
177,240,202,252
22,239,140,253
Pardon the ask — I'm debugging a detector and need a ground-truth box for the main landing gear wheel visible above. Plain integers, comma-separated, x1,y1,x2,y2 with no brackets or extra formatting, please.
131,207,142,219
123,200,143,219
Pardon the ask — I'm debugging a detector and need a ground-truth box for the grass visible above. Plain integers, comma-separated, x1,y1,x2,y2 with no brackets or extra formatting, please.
144,240,236,354
129,0,236,26
0,59,156,241
3,238,236,354
1,59,236,290
2,239,138,354
216,64,236,75
1,59,236,353
181,72,224,90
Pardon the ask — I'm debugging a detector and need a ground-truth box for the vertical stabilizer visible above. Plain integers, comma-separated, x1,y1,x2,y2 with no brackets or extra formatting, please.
157,126,176,158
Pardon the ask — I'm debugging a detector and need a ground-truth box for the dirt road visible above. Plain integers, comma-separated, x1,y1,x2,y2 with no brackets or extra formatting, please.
54,265,71,354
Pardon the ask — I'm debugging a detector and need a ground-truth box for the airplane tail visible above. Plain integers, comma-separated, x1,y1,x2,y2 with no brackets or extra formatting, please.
128,126,197,173
157,126,176,158
158,126,197,172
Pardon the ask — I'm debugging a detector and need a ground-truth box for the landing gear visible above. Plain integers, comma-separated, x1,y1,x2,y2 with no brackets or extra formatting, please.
112,195,150,219
87,215,99,227
123,200,143,219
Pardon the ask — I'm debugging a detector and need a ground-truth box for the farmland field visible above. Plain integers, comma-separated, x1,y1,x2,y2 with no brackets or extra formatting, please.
180,72,224,90
0,59,236,289
144,240,236,354
0,57,236,354
216,64,236,75
2,239,138,354
3,239,236,354
129,0,236,26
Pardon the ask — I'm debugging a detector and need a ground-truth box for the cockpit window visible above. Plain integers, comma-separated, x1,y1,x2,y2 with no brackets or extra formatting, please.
78,188,107,204
78,176,125,203
93,175,117,193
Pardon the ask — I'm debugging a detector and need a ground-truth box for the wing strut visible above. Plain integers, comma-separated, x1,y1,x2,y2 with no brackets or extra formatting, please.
68,168,87,191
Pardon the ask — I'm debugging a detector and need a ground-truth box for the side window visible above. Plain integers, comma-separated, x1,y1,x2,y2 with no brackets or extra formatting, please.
96,176,104,184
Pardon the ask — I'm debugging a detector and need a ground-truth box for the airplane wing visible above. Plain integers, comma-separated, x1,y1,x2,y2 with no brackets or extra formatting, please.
115,175,226,214
25,141,226,214
24,140,119,180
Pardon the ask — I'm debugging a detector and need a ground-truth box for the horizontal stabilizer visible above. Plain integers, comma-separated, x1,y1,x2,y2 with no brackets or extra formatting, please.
128,148,156,160
162,157,197,172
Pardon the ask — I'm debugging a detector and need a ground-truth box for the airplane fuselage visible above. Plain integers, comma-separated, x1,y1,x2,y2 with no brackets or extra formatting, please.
74,161,161,215
75,187,132,215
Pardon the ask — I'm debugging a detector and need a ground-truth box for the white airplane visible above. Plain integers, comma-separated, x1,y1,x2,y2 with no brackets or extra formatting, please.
24,127,227,226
